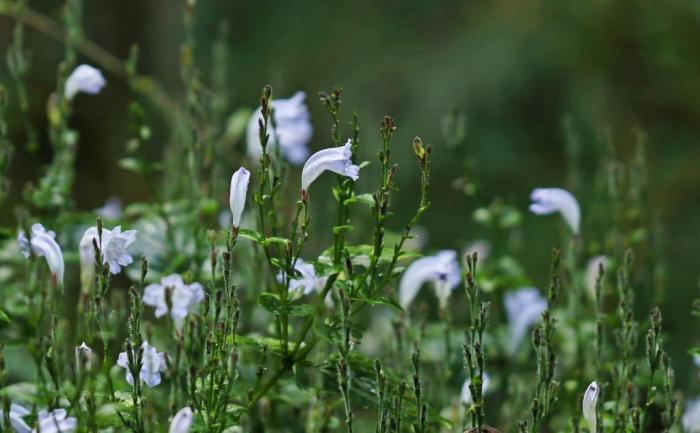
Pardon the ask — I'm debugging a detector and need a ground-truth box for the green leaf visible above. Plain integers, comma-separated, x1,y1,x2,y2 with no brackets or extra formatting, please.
0,310,10,325
260,236,291,247
259,293,282,315
344,193,375,208
238,228,263,242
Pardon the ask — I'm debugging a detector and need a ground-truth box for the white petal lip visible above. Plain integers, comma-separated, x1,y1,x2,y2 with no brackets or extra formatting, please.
504,287,548,355
64,64,106,100
229,167,251,228
582,381,600,433
18,224,64,286
398,250,461,310
529,187,581,234
301,140,359,192
169,407,194,433
246,91,313,165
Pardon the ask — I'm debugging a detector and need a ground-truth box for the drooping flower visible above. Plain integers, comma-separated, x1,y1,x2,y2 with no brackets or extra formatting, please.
683,398,700,433
398,250,461,310
169,407,194,433
64,64,106,100
18,224,64,286
0,403,31,433
79,226,137,287
584,255,608,301
246,91,313,165
143,274,204,326
117,341,167,387
34,409,77,433
504,287,548,355
229,167,251,228
301,140,359,193
529,188,581,234
582,381,600,433
460,373,491,405
75,342,93,372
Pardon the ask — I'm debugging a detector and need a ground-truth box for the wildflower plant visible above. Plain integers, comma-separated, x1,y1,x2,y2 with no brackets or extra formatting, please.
0,2,692,433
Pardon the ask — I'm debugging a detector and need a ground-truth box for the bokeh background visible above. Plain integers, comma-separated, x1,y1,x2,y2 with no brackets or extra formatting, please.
1,0,699,392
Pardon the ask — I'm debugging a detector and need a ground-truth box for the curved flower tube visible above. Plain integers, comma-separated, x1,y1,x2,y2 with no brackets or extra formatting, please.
398,250,461,310
64,64,106,100
18,224,64,287
229,167,251,228
169,407,194,433
504,287,548,355
529,187,581,234
582,381,600,433
301,140,359,193
246,91,313,165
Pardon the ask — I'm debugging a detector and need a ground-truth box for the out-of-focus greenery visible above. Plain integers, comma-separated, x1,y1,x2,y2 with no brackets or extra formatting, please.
1,0,699,400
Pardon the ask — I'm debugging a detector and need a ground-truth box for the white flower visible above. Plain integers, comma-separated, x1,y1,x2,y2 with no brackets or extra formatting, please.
34,409,77,433
247,91,313,165
95,197,123,220
169,407,194,433
143,274,204,326
79,226,137,287
683,398,700,433
460,373,490,405
0,403,31,433
301,140,359,193
529,187,581,234
504,287,548,355
64,65,105,100
117,341,167,387
584,255,608,301
75,342,93,372
229,167,251,228
18,224,64,286
279,259,331,307
582,381,600,433
398,250,461,310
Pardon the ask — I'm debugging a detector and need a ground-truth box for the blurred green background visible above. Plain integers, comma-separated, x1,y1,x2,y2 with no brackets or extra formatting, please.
1,0,699,391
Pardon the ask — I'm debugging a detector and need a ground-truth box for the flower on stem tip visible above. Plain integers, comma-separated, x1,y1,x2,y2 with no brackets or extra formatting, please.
0,403,31,433
169,407,194,433
247,91,313,165
398,250,461,310
529,187,580,234
229,167,250,228
582,381,600,433
504,287,548,355
64,64,105,100
143,274,204,327
18,223,64,287
301,140,359,194
34,409,77,433
117,341,167,387
79,225,137,286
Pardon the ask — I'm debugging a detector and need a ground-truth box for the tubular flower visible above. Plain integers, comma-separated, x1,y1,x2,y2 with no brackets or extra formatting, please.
0,403,31,433
117,341,167,387
246,91,313,165
582,381,600,433
301,140,359,193
229,167,251,228
169,407,194,433
18,224,64,286
460,373,491,405
504,287,548,355
64,64,105,100
398,250,461,310
34,409,77,433
143,274,205,327
79,226,137,286
529,187,581,234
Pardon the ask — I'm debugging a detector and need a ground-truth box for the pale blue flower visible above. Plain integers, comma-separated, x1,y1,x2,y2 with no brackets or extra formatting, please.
0,403,31,433
18,224,64,286
229,167,250,228
398,250,461,310
64,65,105,100
169,407,194,433
683,398,700,433
530,187,581,234
504,287,547,355
34,409,77,433
247,91,313,165
582,381,600,433
117,341,166,387
301,140,359,193
143,274,204,326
